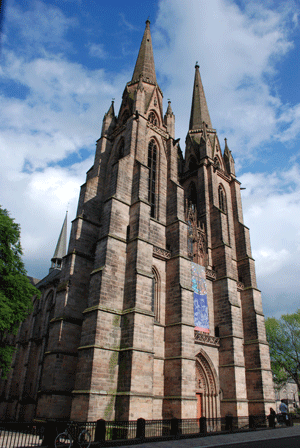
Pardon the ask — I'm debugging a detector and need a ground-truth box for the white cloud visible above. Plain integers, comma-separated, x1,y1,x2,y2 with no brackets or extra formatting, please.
1,0,300,321
7,0,78,52
1,158,93,279
88,43,106,58
240,166,300,317
154,0,299,158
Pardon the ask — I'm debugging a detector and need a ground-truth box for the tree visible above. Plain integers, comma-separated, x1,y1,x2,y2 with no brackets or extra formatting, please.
0,206,39,378
265,311,300,393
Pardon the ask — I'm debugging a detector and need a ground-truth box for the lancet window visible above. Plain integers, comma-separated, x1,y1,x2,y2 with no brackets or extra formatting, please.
121,110,130,125
218,185,226,213
188,181,197,208
148,139,157,218
117,137,125,159
188,156,198,172
152,267,160,322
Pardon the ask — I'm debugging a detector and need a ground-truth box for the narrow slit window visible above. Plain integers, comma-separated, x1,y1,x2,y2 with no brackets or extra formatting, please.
218,185,226,213
148,139,157,218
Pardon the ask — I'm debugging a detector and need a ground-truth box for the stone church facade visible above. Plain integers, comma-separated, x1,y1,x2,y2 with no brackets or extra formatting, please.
0,20,275,422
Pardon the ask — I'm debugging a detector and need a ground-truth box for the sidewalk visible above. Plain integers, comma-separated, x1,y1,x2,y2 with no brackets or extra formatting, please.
116,424,300,448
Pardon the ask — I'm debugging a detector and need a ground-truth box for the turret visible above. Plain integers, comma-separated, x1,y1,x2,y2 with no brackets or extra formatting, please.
223,138,236,176
164,100,175,139
101,100,116,137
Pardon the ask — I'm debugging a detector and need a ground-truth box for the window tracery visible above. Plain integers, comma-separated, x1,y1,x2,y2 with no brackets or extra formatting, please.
148,111,158,126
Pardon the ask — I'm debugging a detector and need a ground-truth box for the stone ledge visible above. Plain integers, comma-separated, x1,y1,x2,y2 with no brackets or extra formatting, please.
72,390,107,395
165,356,195,361
90,265,105,276
164,395,197,401
219,364,245,368
165,321,194,328
244,339,269,346
97,233,127,244
77,344,154,354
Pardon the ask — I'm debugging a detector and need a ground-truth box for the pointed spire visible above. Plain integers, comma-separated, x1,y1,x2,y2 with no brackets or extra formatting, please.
131,19,157,84
50,212,68,271
189,63,212,131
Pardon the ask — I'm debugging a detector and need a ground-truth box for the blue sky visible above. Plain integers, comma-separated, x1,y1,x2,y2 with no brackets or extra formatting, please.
1,0,300,319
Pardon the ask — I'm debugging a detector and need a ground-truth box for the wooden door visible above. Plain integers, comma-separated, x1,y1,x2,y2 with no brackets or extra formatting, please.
196,393,202,418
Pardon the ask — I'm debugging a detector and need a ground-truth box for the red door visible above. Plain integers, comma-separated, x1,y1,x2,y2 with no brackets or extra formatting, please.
196,393,202,418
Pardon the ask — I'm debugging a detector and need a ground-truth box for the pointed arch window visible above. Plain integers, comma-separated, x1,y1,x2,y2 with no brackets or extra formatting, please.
218,185,226,213
188,181,197,208
148,139,157,218
118,137,125,159
152,267,160,322
121,110,130,125
189,156,198,172
148,111,158,126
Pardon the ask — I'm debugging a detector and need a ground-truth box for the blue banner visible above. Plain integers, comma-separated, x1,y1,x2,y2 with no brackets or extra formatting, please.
191,263,209,332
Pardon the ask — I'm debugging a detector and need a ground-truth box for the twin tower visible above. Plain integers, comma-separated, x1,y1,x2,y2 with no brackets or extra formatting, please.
3,20,275,422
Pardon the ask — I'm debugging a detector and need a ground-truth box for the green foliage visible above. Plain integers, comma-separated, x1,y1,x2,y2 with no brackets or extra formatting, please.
265,311,300,391
0,206,40,377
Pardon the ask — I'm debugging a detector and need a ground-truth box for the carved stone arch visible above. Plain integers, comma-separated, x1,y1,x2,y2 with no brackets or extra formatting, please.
213,155,222,170
195,349,220,419
147,86,163,121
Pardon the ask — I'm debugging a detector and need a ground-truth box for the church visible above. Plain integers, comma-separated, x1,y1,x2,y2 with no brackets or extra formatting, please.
0,20,275,422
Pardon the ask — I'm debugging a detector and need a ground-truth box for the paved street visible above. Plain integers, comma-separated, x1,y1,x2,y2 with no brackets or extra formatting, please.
116,424,300,448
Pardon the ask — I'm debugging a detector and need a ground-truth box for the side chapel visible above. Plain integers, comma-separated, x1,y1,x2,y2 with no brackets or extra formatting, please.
0,20,275,422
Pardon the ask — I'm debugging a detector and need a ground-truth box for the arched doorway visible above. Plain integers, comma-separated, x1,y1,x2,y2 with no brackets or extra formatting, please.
195,350,219,419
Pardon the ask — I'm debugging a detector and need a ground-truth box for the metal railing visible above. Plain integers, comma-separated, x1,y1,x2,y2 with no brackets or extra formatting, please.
0,413,290,447
0,422,44,447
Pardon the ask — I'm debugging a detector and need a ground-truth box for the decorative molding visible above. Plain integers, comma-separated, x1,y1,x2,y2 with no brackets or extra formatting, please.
206,268,217,281
237,281,244,291
147,121,169,139
194,331,220,347
111,123,126,139
185,202,207,265
153,245,171,260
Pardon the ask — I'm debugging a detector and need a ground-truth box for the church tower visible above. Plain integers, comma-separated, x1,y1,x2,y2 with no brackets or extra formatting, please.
31,21,275,422
181,63,274,417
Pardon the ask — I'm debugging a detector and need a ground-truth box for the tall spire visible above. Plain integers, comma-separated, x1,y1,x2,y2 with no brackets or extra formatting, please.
50,212,68,270
189,63,212,131
131,19,157,84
